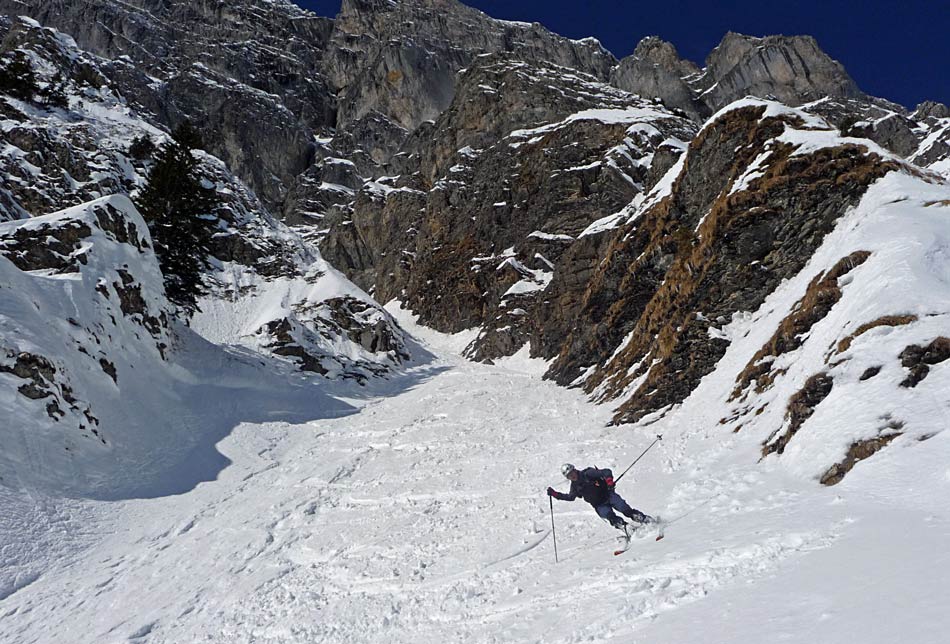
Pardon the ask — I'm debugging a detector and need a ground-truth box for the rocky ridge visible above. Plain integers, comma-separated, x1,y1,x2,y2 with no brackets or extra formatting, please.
319,54,697,350
612,33,950,173
3,0,946,228
0,0,335,210
0,15,411,384
556,102,903,423
325,0,615,132
612,32,865,119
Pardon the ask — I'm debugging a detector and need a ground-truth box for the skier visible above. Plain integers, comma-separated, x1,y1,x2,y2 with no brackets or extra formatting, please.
547,463,655,535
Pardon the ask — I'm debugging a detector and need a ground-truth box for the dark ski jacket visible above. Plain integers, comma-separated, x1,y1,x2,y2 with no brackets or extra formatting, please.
552,467,613,507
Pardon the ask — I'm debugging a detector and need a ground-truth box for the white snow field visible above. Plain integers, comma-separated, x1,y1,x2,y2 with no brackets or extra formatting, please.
3,165,950,643
1,301,948,644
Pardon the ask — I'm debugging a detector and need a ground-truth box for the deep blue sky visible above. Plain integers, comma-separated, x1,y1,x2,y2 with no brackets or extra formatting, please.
296,0,948,109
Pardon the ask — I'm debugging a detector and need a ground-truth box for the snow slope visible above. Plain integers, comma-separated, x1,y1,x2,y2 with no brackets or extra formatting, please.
0,195,367,502
1,301,948,643
193,257,411,382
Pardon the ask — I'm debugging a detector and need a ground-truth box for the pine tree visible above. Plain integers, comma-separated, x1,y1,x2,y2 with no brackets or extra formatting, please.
0,51,39,101
128,135,157,160
135,122,219,316
38,73,69,109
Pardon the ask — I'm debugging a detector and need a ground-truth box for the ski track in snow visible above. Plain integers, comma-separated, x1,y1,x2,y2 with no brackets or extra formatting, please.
1,316,949,643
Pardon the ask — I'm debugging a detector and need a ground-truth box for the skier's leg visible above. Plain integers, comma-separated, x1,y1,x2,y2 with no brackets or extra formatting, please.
609,491,653,524
595,502,626,529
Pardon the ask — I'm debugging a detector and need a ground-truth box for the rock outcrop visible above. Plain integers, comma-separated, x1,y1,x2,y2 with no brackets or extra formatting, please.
609,32,950,178
0,196,172,447
325,0,616,135
551,103,899,423
699,33,865,111
0,0,335,210
612,32,865,121
319,55,697,359
610,37,702,119
0,15,412,381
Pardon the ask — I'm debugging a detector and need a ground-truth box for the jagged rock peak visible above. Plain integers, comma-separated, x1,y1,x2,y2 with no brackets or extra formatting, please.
611,36,702,120
700,32,865,108
631,36,700,76
326,0,617,133
341,0,453,14
614,31,866,122
914,101,950,120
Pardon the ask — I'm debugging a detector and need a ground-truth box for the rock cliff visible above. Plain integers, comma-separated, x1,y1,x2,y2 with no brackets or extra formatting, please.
0,15,411,383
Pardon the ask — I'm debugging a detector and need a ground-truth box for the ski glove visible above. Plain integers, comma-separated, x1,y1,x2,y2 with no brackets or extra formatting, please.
547,487,559,498
605,476,615,488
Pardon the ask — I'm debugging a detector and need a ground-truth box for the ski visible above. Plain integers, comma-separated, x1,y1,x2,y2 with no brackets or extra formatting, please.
613,517,664,555
612,524,633,556
613,532,631,556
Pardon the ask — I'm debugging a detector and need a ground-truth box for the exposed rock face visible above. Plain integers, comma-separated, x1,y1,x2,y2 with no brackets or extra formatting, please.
319,55,697,357
399,54,643,184
5,0,946,229
732,251,871,398
609,33,950,177
612,33,865,121
0,0,335,210
325,0,616,135
0,196,171,444
899,337,950,388
545,103,898,423
0,15,412,382
836,315,918,355
801,97,949,170
0,216,94,273
196,257,413,383
699,33,864,110
160,65,319,209
0,0,627,216
763,372,835,456
610,37,702,119
319,175,428,299
819,432,902,486
257,291,410,382
908,102,950,174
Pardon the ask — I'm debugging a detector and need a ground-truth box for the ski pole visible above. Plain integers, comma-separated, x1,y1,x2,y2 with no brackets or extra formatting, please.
549,495,559,563
614,434,662,485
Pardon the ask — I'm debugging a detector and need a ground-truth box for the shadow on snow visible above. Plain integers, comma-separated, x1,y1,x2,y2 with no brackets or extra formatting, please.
57,330,445,501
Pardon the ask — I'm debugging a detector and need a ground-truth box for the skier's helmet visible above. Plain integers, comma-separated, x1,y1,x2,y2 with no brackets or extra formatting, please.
561,463,576,478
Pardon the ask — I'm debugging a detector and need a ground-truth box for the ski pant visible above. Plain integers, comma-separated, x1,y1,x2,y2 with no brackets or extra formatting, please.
594,491,649,528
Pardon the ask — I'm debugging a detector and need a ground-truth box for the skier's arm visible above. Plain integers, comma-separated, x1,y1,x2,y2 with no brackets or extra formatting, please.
546,482,578,501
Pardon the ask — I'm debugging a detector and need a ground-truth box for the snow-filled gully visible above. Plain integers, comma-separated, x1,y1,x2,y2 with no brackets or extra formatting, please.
1,313,949,644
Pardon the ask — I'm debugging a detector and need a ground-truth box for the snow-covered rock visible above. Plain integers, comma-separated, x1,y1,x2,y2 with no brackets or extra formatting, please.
0,194,410,499
194,258,410,383
0,14,414,501
716,171,950,484
0,195,173,493
0,14,412,384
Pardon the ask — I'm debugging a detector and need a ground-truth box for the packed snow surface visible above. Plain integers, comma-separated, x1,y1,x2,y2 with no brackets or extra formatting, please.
2,301,948,643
